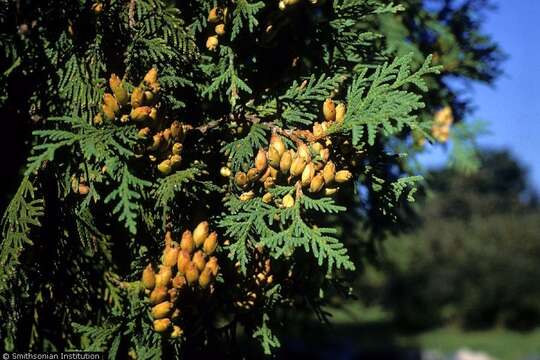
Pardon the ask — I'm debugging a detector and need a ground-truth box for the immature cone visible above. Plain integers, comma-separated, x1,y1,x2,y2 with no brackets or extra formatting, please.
309,174,325,193
206,35,219,51
138,127,151,139
172,274,187,289
149,108,158,122
297,143,311,162
283,194,295,208
168,288,178,303
220,166,232,177
131,87,144,108
151,301,173,319
208,7,220,23
235,172,248,187
170,325,183,338
180,230,194,253
335,103,346,123
255,149,268,172
262,192,273,204
93,113,103,125
91,2,103,14
185,263,200,285
313,122,325,137
103,93,119,114
323,98,336,122
247,168,259,183
157,160,172,175
170,121,183,138
323,161,336,184
130,106,152,122
198,267,213,289
215,24,226,36
301,162,315,187
267,146,281,168
263,177,275,190
102,104,115,121
162,246,179,267
206,257,219,276
193,221,209,247
144,68,158,86
142,264,156,290
192,250,206,272
279,150,293,173
203,232,218,255
109,74,128,106
335,170,353,183
172,143,183,155
270,134,286,156
155,266,172,288
290,157,306,177
153,318,171,333
149,286,168,305
177,250,191,274
170,155,182,169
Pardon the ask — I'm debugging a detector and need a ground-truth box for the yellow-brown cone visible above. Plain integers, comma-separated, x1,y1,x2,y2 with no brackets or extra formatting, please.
206,35,219,51
323,98,336,122
172,274,187,289
185,262,200,285
323,161,336,184
172,142,183,155
208,7,220,23
215,23,226,36
151,301,173,319
131,87,144,108
177,250,191,274
102,104,115,121
109,74,129,106
279,150,293,174
170,325,183,338
192,250,206,272
247,168,259,183
309,174,324,193
170,121,183,139
155,266,172,288
170,154,182,169
153,318,171,333
262,192,273,204
149,286,168,305
144,68,158,87
130,106,152,122
180,230,194,253
103,93,119,114
283,194,295,208
335,103,346,123
255,149,268,172
162,246,179,267
267,146,281,168
206,257,219,276
235,171,248,187
335,170,353,183
290,157,306,177
198,267,213,289
142,264,156,290
301,162,315,187
203,231,218,255
270,134,286,156
193,221,209,248
157,160,172,175
313,122,325,137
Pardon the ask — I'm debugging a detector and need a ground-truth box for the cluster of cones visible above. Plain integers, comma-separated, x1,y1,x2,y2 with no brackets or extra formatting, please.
141,222,220,337
94,69,187,175
206,7,228,51
233,249,274,311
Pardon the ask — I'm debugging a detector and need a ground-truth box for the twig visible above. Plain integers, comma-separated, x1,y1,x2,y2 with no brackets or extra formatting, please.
128,0,136,29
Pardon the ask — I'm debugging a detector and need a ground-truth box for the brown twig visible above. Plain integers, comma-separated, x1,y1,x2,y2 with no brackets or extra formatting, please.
128,0,136,28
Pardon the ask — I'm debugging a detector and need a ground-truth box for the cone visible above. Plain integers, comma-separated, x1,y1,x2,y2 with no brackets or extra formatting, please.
220,166,232,177
157,160,172,175
206,257,219,276
177,250,191,274
206,35,219,51
279,150,293,174
203,231,218,255
262,192,273,204
142,264,155,290
162,246,179,267
151,301,172,319
172,274,187,289
155,266,172,288
335,170,352,183
102,104,115,121
109,74,128,106
335,103,346,123
180,230,194,253
130,106,152,122
185,262,199,285
215,24,226,36
301,162,315,187
144,68,158,86
192,250,206,272
170,121,183,139
170,325,183,338
153,318,171,333
235,172,248,187
149,286,168,305
267,146,281,168
283,194,295,208
290,157,306,177
131,87,144,108
198,267,213,289
323,98,336,122
172,143,183,155
247,168,259,182
270,134,286,156
193,221,209,247
255,149,267,172
309,174,325,193
323,161,336,184
208,7,220,23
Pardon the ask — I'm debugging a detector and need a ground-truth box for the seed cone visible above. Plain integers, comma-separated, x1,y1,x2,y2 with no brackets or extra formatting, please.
180,231,194,253
247,168,259,182
157,160,172,175
151,301,173,319
267,146,281,168
185,262,200,285
206,35,219,51
323,98,336,122
203,232,218,255
255,149,267,172
177,250,191,274
172,274,187,289
262,192,273,204
279,150,293,173
155,266,172,288
149,286,168,305
142,264,156,289
192,250,206,272
215,23,226,36
198,267,212,289
130,106,152,122
301,162,315,187
193,221,209,247
170,121,183,139
323,161,336,184
206,257,219,276
309,174,325,193
103,93,119,113
290,157,306,177
144,68,158,86
335,170,353,183
283,194,295,208
162,246,179,267
153,318,171,333
235,172,248,187
109,74,128,106
270,134,286,156
170,155,182,169
102,104,115,121
131,87,144,108
313,122,325,137
170,325,183,338
324,187,338,196
297,143,311,162
208,7,220,23
335,103,346,123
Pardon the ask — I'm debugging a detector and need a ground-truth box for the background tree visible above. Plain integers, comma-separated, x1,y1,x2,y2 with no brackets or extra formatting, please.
0,0,501,357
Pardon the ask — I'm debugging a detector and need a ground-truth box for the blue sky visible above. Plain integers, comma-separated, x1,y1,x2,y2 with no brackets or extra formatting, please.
419,0,540,192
